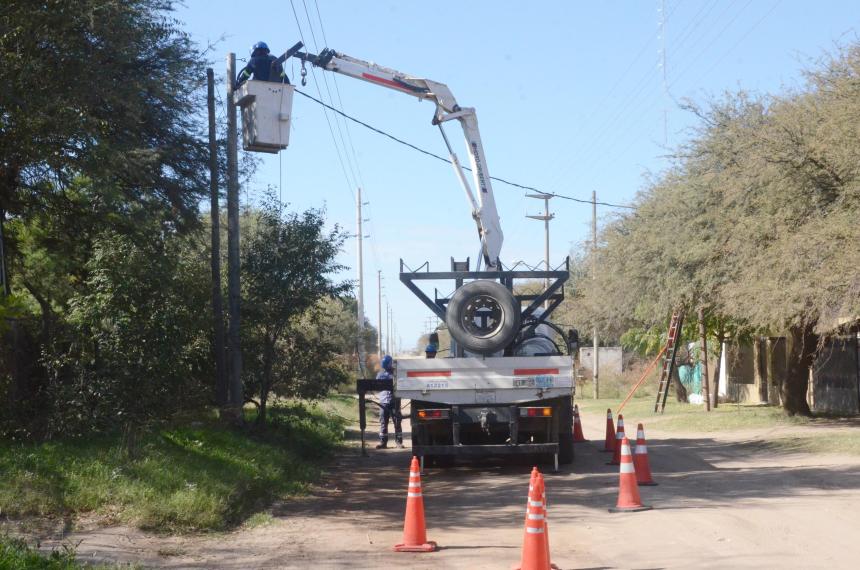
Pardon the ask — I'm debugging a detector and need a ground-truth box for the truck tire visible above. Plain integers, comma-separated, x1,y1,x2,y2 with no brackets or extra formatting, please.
558,399,574,465
446,280,521,354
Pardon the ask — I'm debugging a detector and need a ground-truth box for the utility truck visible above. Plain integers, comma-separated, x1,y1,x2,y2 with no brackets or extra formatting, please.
235,42,577,468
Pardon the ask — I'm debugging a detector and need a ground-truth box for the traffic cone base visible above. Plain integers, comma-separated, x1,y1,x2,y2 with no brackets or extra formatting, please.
608,504,653,513
393,541,437,553
394,457,437,553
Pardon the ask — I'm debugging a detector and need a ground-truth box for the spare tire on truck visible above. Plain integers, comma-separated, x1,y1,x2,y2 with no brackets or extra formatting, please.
446,280,521,354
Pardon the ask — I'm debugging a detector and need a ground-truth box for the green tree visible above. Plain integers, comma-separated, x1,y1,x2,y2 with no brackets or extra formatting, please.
570,44,860,416
0,0,212,433
44,227,211,444
241,198,351,425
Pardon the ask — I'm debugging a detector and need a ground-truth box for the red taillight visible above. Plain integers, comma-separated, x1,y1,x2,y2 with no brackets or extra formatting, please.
519,407,553,418
417,409,449,420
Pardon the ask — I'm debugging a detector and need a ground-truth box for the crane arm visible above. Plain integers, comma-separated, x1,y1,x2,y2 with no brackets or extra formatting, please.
284,42,504,270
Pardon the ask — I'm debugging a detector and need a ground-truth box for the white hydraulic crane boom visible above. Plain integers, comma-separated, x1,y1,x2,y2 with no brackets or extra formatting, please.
286,43,504,270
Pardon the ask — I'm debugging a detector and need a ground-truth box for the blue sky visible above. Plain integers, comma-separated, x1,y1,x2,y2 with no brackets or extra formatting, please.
177,0,859,352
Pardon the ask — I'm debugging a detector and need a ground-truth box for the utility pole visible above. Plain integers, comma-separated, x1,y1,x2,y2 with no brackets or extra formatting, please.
225,53,243,422
592,190,599,400
377,270,383,362
526,193,555,308
385,302,391,355
207,68,227,408
356,188,366,376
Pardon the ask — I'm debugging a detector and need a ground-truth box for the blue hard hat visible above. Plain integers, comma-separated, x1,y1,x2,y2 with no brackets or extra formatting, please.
251,41,270,55
425,344,438,353
381,355,394,371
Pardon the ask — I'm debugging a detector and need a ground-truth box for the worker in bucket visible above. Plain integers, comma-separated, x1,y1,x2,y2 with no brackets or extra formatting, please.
235,41,290,87
376,355,403,449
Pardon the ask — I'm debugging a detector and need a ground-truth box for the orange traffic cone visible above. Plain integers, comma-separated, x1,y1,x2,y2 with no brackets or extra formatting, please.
607,414,626,465
609,436,652,513
633,423,657,486
602,408,615,452
536,472,561,570
573,404,587,442
514,468,552,570
393,456,437,552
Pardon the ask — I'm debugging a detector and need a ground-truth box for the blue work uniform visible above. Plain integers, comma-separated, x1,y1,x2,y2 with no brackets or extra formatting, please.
235,54,290,87
377,370,402,446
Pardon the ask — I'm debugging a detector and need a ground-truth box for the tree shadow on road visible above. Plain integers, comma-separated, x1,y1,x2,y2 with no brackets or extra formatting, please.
273,434,860,532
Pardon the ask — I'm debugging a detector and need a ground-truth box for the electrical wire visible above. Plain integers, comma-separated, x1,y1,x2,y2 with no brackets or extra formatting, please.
293,88,635,210
288,0,356,201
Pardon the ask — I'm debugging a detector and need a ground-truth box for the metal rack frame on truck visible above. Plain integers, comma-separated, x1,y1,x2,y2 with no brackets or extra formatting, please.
357,257,576,470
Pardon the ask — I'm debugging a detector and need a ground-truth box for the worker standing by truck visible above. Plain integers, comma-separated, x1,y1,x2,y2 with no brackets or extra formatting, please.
376,355,403,449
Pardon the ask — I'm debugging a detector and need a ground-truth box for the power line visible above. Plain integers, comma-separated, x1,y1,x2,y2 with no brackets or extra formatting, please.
288,0,356,201
293,88,635,210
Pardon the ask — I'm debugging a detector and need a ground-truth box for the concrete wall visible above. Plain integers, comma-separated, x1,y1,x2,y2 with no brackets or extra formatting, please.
579,346,623,377
718,335,859,414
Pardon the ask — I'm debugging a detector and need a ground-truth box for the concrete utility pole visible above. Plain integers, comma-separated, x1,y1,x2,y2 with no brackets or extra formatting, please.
377,270,383,362
225,54,243,420
356,188,366,376
526,193,555,308
592,190,599,400
207,68,227,408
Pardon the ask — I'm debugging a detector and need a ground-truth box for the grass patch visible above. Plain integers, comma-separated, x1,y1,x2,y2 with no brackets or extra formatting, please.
243,511,275,529
577,398,811,432
0,535,133,569
313,393,358,424
0,402,345,533
768,433,860,456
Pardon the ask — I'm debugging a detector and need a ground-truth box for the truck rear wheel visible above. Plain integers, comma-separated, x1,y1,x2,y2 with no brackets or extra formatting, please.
558,398,574,465
446,280,521,354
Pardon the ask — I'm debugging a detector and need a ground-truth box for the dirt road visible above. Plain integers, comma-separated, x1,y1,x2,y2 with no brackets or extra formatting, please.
41,412,860,569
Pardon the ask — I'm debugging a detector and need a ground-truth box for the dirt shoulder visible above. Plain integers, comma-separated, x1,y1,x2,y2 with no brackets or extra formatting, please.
19,412,860,569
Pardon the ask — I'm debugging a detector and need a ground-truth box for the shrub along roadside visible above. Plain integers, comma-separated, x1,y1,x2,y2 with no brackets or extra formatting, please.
0,403,344,533
0,534,132,569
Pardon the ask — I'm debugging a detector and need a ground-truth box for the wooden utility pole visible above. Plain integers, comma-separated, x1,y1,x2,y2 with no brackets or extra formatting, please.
592,190,599,399
207,68,228,407
377,270,383,363
698,306,711,411
355,188,366,376
225,54,243,421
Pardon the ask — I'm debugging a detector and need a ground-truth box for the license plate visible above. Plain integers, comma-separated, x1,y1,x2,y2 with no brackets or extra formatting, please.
514,375,555,388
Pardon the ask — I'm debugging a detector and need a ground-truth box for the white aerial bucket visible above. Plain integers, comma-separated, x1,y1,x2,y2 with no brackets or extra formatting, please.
233,80,293,153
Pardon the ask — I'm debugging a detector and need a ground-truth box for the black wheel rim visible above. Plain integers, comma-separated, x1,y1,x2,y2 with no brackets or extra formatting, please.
461,294,504,339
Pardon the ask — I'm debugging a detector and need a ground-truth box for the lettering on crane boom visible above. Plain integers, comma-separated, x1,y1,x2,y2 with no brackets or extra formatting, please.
471,141,488,193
